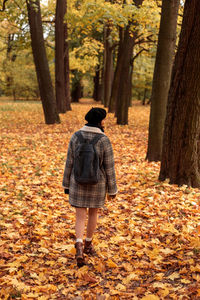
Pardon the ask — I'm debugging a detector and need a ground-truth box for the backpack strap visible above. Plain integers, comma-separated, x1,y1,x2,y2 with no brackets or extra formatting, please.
75,131,85,143
90,134,104,146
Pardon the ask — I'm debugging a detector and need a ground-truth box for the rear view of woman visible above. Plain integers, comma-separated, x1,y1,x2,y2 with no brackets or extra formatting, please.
63,107,117,267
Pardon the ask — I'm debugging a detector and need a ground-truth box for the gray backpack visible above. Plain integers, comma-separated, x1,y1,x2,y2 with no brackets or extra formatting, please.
74,131,104,185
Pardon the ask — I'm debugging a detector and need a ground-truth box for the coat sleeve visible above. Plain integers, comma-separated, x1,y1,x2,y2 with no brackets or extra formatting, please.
103,137,118,195
62,137,74,189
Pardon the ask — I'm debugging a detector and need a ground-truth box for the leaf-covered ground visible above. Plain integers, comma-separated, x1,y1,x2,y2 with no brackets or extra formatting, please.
0,99,200,300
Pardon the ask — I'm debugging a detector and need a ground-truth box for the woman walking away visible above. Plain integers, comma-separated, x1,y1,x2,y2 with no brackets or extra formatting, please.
62,107,117,267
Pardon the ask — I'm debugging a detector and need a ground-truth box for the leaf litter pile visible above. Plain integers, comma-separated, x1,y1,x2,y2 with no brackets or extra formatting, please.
1,99,200,300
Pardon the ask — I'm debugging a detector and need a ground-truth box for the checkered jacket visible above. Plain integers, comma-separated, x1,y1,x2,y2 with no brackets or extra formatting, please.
62,126,117,208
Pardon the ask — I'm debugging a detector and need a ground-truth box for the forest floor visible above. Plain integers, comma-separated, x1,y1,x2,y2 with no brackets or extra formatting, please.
0,99,200,299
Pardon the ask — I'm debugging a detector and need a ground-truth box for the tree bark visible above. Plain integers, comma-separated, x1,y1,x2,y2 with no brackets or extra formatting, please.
93,66,101,101
71,82,82,102
116,23,135,124
5,34,14,96
64,18,72,111
26,0,60,124
109,27,124,113
114,0,144,124
104,25,114,107
146,0,180,161
55,0,71,113
159,0,200,188
71,71,82,102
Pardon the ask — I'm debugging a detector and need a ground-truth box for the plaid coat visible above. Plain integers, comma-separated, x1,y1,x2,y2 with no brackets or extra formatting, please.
62,126,117,208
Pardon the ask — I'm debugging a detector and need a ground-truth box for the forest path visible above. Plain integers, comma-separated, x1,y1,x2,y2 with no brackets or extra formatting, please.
0,99,199,299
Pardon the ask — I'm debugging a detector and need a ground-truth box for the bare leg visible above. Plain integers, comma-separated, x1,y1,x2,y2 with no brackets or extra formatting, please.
75,207,87,240
86,208,98,239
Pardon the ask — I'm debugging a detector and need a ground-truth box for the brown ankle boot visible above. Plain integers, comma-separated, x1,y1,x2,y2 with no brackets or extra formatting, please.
83,240,96,256
75,242,85,267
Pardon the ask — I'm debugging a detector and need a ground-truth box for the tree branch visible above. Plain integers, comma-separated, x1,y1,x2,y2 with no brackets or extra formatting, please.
135,34,156,46
131,47,148,64
0,0,9,12
42,20,55,24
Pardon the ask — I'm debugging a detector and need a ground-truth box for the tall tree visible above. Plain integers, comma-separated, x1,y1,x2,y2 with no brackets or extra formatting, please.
26,0,60,124
115,0,144,125
93,64,102,102
109,27,124,113
55,0,71,113
115,22,136,124
64,16,72,111
159,0,200,188
103,24,114,107
146,0,180,161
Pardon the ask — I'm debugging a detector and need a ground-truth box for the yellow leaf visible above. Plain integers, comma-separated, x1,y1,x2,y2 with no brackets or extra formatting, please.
58,257,68,264
38,272,47,282
191,264,200,272
160,248,175,255
154,273,164,280
11,278,29,292
152,282,167,288
24,293,40,298
95,261,106,273
158,288,169,297
76,265,89,278
107,259,118,268
115,283,126,291
141,295,160,300
180,278,191,284
167,272,180,280
38,247,49,254
123,272,139,284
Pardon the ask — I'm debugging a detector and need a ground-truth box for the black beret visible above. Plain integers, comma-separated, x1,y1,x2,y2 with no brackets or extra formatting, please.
85,107,107,124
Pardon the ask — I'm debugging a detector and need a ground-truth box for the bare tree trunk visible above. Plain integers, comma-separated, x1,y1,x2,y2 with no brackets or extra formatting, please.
93,65,100,101
4,34,14,97
104,25,114,107
71,71,82,102
26,0,60,124
64,18,72,111
109,27,124,113
114,0,144,124
146,0,180,161
116,23,135,125
159,0,200,188
55,0,67,113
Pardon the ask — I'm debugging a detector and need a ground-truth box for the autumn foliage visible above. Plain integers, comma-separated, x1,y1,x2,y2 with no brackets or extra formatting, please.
0,99,200,299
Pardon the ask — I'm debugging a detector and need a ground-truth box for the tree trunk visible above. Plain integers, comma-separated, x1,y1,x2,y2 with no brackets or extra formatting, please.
55,0,67,113
93,66,100,101
116,24,135,125
5,34,14,96
71,72,82,102
115,0,144,124
26,0,60,124
128,59,133,107
146,0,180,161
104,25,114,107
64,19,72,111
159,0,200,188
109,27,124,113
